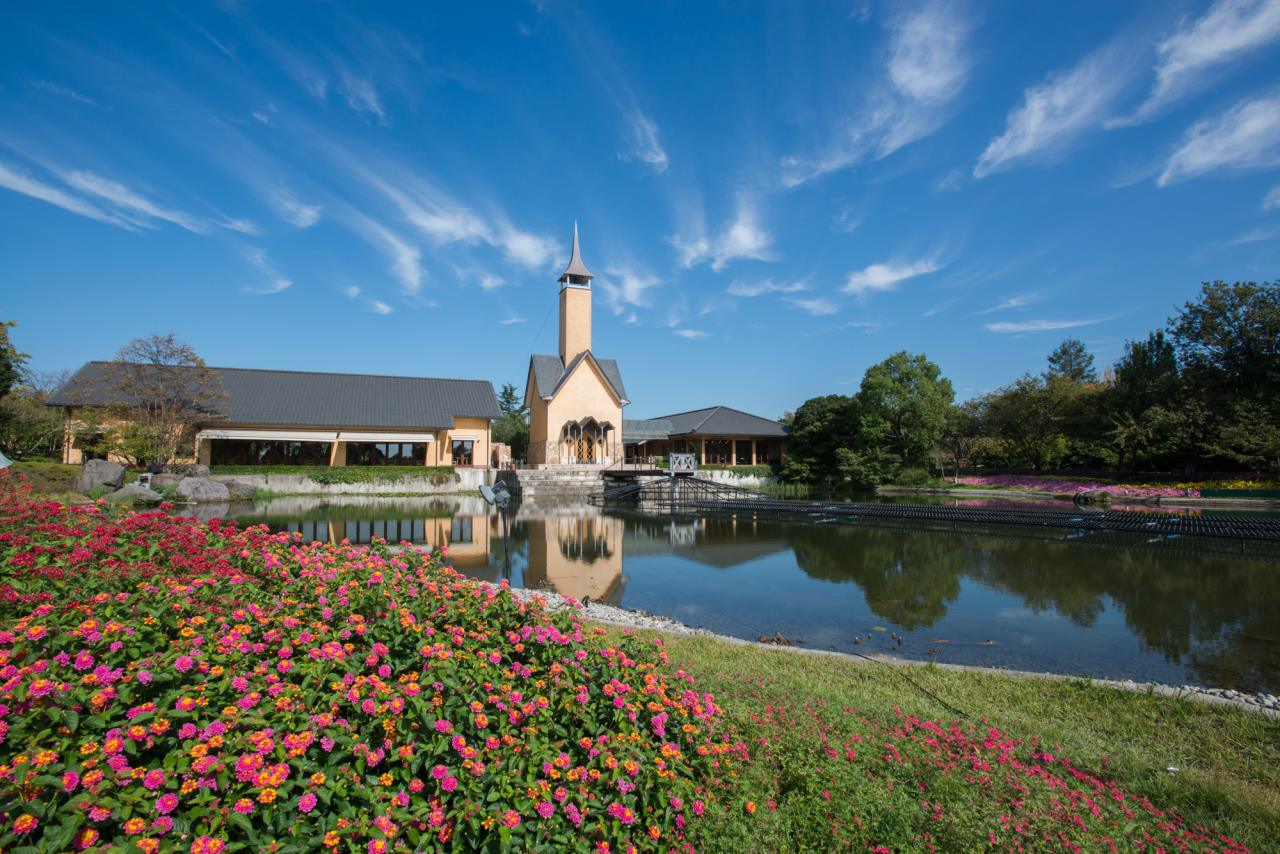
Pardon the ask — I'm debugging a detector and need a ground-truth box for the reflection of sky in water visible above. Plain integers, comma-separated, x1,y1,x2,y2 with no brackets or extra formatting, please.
228,497,1280,693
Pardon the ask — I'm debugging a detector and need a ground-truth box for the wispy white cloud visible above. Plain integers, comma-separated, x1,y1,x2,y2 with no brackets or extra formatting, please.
1231,224,1280,244
1126,0,1280,123
345,208,424,293
726,278,808,297
369,172,557,269
498,314,527,325
61,169,208,233
976,292,1039,315
0,161,131,228
339,71,385,122
217,215,259,235
620,110,668,173
975,43,1137,178
781,1,972,187
598,265,661,315
672,328,709,339
786,296,839,316
1158,94,1280,186
344,285,361,299
842,257,941,296
32,80,106,110
369,299,394,315
673,196,773,271
477,272,505,291
985,317,1107,334
840,320,883,333
271,189,321,228
241,246,292,295
1264,184,1280,210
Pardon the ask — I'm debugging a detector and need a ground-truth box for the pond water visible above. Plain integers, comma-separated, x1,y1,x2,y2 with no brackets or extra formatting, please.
208,495,1280,693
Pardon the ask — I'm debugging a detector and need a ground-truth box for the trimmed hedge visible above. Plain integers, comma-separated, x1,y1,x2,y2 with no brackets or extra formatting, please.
210,465,459,486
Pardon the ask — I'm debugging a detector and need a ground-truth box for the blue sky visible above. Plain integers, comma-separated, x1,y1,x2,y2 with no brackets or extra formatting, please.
2,1,1278,419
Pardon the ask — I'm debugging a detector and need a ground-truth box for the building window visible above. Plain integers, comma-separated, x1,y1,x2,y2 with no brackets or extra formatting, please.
209,440,331,466
451,440,474,466
756,441,782,465
736,440,753,465
347,442,428,466
705,439,732,465
450,515,473,543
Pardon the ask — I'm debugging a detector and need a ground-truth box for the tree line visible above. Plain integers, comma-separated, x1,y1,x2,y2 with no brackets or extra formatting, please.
782,280,1280,486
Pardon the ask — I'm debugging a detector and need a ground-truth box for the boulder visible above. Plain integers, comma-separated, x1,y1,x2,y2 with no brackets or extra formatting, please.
174,477,231,503
165,463,210,478
149,473,183,490
223,480,257,501
75,459,126,495
104,483,164,505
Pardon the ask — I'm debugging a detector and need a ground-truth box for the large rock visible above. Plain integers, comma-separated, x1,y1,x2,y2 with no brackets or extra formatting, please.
104,483,164,505
165,463,210,478
174,477,231,503
223,480,257,501
149,473,183,490
75,460,126,495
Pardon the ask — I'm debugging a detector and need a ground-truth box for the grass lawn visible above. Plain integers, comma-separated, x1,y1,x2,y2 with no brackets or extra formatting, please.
8,460,80,494
641,633,1280,852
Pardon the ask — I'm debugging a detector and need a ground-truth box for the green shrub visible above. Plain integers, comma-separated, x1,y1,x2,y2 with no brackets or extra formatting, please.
894,466,936,487
211,465,459,486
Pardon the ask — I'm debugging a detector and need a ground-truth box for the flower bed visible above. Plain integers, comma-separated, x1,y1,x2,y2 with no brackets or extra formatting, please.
956,476,1196,498
0,476,740,852
956,476,1280,499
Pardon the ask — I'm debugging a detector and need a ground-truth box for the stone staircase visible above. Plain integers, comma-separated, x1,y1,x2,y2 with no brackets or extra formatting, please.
497,467,605,500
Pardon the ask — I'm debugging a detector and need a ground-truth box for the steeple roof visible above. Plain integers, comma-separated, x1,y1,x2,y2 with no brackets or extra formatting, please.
559,221,593,282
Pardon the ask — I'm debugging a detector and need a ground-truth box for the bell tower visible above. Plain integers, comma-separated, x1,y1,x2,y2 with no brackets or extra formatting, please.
558,221,593,364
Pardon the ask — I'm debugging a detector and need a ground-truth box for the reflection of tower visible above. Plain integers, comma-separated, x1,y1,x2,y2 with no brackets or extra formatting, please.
524,513,625,604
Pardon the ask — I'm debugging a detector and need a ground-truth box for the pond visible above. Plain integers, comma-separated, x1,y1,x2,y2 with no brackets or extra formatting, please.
209,494,1280,694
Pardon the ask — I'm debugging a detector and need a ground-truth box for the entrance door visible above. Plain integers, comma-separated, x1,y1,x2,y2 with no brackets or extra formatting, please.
576,435,595,463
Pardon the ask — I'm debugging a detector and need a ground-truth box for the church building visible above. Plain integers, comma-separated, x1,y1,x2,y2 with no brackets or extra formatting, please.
524,224,629,466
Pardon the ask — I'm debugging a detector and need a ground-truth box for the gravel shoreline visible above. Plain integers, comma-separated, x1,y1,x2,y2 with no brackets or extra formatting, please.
493,582,1280,718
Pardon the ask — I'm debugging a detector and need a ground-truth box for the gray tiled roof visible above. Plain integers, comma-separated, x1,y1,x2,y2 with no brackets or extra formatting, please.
527,352,628,404
49,362,500,429
649,406,789,438
622,419,673,442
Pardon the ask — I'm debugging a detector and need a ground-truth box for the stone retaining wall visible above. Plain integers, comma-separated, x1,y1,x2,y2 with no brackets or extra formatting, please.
212,468,496,496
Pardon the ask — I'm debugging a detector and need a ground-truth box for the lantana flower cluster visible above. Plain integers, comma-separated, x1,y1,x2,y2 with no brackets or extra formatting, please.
0,476,742,852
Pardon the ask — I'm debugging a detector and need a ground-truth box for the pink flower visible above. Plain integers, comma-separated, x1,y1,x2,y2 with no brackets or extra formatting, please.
442,776,458,792
297,793,318,813
536,801,555,818
430,764,448,779
62,770,80,792
174,655,194,672
142,768,167,790
155,793,179,814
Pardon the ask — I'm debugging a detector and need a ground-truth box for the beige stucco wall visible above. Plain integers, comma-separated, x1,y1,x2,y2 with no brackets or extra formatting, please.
559,285,592,364
528,357,623,465
524,513,624,603
440,417,491,467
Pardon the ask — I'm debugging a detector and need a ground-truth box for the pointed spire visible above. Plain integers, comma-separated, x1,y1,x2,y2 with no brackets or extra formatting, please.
559,220,594,284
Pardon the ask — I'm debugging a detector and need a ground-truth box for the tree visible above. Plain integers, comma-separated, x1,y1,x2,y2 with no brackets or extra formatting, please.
1112,331,1178,416
855,351,954,467
1168,280,1280,401
780,394,857,482
1045,338,1097,383
99,334,227,467
985,375,1070,470
0,321,27,399
939,399,985,482
491,382,529,461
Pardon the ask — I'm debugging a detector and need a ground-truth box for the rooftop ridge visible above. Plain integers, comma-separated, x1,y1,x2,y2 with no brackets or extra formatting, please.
80,360,494,386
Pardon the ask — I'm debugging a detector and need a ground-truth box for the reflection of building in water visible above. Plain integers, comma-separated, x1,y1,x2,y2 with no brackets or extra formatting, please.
524,513,625,604
266,509,496,570
625,514,790,569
